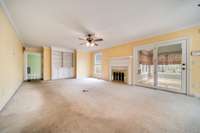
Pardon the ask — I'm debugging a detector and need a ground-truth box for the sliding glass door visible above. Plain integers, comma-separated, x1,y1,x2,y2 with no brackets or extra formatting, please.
135,46,155,87
135,40,187,93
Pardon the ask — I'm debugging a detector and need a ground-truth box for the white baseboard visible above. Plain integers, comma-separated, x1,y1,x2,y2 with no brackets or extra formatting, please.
0,82,23,111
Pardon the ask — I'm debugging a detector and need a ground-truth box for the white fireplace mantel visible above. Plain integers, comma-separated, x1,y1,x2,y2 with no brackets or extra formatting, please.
109,56,132,85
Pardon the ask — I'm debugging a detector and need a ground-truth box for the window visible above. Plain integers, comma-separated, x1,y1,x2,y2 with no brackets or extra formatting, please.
94,53,102,76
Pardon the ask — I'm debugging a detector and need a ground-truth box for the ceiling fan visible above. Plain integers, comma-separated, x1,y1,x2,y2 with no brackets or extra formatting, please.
78,33,103,47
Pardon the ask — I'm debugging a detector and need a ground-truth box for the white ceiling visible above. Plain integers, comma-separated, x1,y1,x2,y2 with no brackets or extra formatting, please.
2,0,200,51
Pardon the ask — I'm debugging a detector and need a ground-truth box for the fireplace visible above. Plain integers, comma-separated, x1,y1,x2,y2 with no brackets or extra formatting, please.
109,56,132,85
111,66,128,83
113,72,125,81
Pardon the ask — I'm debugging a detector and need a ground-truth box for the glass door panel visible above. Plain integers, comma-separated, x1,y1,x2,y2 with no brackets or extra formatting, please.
157,44,182,91
136,48,155,87
156,41,187,93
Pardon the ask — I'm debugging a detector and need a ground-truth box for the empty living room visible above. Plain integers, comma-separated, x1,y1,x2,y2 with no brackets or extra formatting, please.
1,0,200,133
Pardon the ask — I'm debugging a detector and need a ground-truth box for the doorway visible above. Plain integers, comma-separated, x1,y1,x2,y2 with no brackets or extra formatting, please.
24,52,42,80
134,39,188,94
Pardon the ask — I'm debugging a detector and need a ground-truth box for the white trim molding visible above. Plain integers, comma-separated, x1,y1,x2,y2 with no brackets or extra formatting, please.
109,56,132,85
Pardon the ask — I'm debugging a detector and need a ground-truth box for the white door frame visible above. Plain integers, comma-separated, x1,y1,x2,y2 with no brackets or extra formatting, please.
133,37,191,95
24,52,42,80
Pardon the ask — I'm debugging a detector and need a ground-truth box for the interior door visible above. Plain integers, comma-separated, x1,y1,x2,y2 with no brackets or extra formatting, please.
27,53,42,80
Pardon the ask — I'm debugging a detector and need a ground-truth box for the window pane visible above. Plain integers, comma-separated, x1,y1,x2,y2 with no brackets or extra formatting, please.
95,54,102,64
95,65,102,74
94,53,102,75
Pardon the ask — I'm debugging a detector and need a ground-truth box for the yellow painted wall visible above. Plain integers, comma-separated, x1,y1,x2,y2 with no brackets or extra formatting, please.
76,50,92,78
91,26,200,95
0,7,23,110
43,47,51,80
73,51,77,78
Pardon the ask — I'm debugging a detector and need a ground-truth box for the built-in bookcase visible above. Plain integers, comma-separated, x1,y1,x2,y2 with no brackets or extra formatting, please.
51,47,74,80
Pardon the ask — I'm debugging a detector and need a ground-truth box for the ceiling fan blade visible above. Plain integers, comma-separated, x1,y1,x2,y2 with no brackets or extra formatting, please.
80,43,86,45
94,38,103,41
78,37,86,40
87,33,95,36
94,43,99,46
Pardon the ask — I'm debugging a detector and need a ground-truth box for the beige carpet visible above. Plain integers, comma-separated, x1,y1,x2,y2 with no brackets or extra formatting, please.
0,78,200,133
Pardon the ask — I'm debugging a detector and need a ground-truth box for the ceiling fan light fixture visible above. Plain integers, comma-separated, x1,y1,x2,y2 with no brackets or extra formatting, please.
91,43,95,47
86,42,90,47
79,33,103,47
